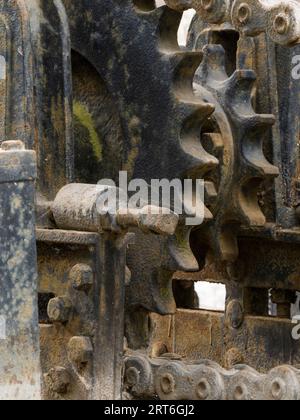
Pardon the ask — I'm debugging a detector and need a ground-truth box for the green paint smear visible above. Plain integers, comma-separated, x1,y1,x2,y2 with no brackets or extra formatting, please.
73,101,102,160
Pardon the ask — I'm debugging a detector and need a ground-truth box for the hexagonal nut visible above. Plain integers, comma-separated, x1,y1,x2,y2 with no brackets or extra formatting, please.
68,336,93,368
44,367,71,395
70,264,94,292
47,296,72,323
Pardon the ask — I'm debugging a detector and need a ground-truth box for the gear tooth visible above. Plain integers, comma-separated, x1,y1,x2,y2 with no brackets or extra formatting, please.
134,5,170,32
234,164,278,228
204,205,214,222
262,164,280,177
157,6,183,53
224,69,257,106
204,181,218,208
182,151,219,177
228,69,257,86
168,226,200,272
202,133,224,155
171,51,204,97
241,113,275,130
237,178,267,227
214,224,240,262
239,115,278,185
178,100,215,124
198,44,228,85
242,158,279,180
179,106,219,176
178,144,219,179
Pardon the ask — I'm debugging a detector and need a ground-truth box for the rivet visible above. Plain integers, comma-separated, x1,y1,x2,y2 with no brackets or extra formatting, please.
70,264,94,292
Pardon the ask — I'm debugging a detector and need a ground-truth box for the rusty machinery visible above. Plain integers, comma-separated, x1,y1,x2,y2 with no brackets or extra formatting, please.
2,0,300,400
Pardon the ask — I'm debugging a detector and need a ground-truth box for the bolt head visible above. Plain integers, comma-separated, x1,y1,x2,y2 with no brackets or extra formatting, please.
47,296,72,323
70,264,94,291
226,299,244,329
67,336,93,368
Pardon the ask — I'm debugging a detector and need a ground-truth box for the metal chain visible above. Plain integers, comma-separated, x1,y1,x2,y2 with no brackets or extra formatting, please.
124,353,300,400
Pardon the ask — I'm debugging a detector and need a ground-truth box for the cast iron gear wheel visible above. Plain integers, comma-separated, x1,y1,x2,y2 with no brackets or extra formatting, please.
165,0,279,262
62,0,219,315
193,44,279,262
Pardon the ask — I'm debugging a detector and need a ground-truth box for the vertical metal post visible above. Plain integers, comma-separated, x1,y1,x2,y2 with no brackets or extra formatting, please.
0,16,8,141
92,234,127,400
0,140,40,400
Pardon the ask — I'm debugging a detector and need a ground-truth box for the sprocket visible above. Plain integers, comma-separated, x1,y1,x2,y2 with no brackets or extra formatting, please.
187,43,279,263
164,0,279,265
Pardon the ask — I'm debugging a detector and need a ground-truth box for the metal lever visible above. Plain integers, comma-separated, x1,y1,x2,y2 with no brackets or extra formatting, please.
51,183,179,236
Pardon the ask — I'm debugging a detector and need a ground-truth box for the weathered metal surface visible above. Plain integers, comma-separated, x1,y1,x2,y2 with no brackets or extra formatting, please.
38,187,133,400
0,1,34,146
0,1,73,199
3,0,300,401
147,309,300,372
61,0,220,318
38,229,126,400
25,0,74,199
52,184,179,236
0,141,40,400
37,181,180,400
